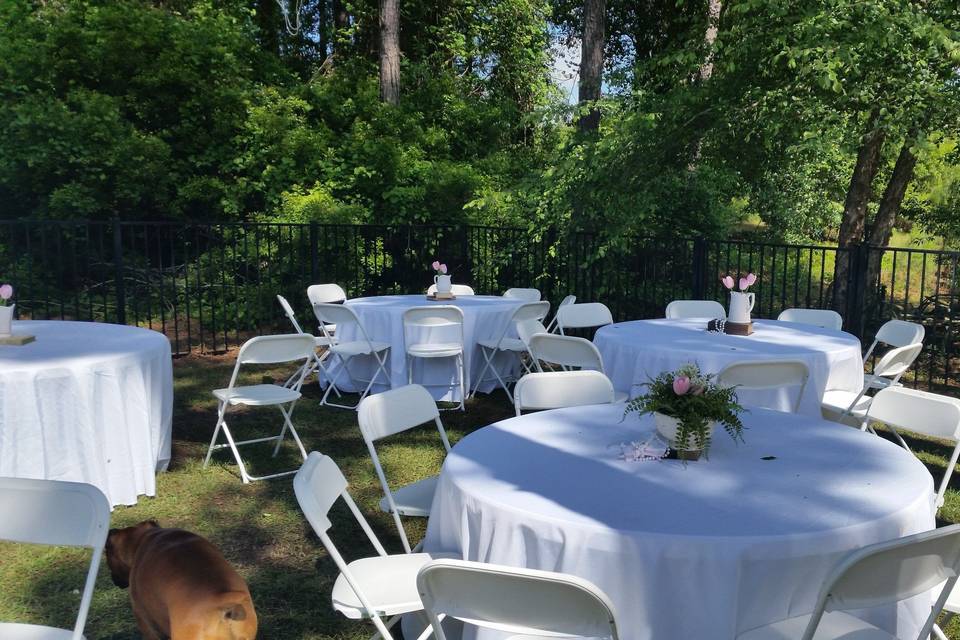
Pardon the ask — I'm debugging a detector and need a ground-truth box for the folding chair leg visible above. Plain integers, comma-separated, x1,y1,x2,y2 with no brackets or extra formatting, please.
273,404,308,460
469,347,495,398
204,403,228,468
218,419,254,484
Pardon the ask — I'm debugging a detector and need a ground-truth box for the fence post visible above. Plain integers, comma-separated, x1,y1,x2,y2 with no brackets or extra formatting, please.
112,218,126,325
309,221,319,284
459,225,470,289
691,237,708,299
844,242,868,337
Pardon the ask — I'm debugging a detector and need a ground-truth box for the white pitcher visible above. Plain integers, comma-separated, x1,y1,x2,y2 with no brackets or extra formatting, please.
727,291,754,324
0,304,14,337
434,274,452,294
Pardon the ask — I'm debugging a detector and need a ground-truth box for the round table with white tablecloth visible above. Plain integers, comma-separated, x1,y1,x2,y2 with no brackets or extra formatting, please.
594,318,864,415
334,295,528,401
422,403,936,640
0,320,173,507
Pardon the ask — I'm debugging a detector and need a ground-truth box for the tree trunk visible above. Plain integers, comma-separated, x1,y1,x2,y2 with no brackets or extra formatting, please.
832,119,885,313
257,0,280,53
577,0,606,133
864,130,921,288
317,0,329,60
378,0,401,104
688,0,722,166
331,0,350,54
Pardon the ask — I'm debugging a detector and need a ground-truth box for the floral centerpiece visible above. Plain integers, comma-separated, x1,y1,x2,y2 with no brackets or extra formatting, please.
625,364,744,460
721,272,757,326
0,283,14,336
431,260,452,296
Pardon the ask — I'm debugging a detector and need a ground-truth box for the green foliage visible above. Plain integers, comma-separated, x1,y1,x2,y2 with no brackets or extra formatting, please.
625,363,745,457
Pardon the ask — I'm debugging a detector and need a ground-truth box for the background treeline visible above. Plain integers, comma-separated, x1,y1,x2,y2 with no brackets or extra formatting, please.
0,0,958,249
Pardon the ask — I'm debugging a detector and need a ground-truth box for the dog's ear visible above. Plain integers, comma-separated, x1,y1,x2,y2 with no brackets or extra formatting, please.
104,529,131,589
145,519,160,528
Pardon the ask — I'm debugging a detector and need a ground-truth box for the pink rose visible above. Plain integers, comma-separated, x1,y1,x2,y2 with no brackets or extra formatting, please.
746,273,757,286
0,284,12,301
673,375,691,395
721,275,734,290
739,277,749,291
439,263,448,274
432,261,441,271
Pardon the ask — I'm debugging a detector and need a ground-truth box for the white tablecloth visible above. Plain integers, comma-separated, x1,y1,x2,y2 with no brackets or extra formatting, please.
423,404,935,639
594,319,864,416
0,321,173,507
334,295,527,401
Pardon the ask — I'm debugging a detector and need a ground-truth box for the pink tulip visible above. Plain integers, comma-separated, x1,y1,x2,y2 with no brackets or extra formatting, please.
739,277,749,291
672,375,691,395
746,273,757,286
432,261,441,270
721,275,734,290
0,284,12,301
439,264,448,274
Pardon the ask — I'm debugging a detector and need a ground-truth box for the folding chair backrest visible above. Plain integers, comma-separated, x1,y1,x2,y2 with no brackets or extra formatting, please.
546,295,576,332
307,283,347,305
277,294,305,334
665,300,726,320
777,308,843,331
418,559,619,640
357,384,446,443
556,303,612,332
868,387,960,442
503,288,542,302
875,319,925,348
236,334,316,365
513,301,551,324
717,360,809,413
873,342,923,379
517,318,549,345
403,306,464,346
427,283,476,296
528,334,604,372
802,525,960,640
0,478,110,640
514,371,615,415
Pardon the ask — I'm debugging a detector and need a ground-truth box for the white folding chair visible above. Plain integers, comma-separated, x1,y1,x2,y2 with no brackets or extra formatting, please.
736,524,960,640
527,333,628,401
517,317,549,345
777,308,843,331
546,294,576,333
417,559,620,640
862,319,925,390
277,294,339,393
403,306,467,411
426,283,475,296
205,334,315,483
0,477,110,640
307,282,347,334
471,301,550,404
314,303,392,410
556,302,613,335
862,387,960,510
358,384,452,552
514,370,616,416
665,299,726,320
717,359,810,414
821,342,923,424
293,453,455,640
503,287,542,302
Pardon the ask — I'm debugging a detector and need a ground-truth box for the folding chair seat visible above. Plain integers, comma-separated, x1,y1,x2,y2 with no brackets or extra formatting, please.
0,478,110,640
358,384,452,552
314,303,392,410
293,453,456,640
204,334,315,483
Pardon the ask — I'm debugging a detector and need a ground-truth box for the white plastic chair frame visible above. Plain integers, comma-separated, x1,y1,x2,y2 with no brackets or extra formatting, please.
777,308,843,331
277,294,340,395
514,370,616,416
503,287,542,302
426,283,476,296
358,385,452,552
864,387,960,510
0,478,110,640
736,524,960,640
717,359,810,414
294,453,424,640
470,301,551,404
556,302,614,335
827,342,923,422
665,299,726,320
528,333,605,373
417,559,620,640
307,283,348,305
204,334,315,483
314,303,392,410
545,294,576,333
402,306,467,411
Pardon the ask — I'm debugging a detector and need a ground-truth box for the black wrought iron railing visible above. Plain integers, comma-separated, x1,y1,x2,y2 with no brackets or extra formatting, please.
1,220,957,393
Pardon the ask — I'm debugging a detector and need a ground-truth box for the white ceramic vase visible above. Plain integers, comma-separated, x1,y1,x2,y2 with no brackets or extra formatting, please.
654,412,715,460
0,304,14,337
434,274,452,294
727,291,755,324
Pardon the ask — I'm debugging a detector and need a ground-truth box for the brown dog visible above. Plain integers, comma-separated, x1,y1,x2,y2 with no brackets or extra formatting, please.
106,521,258,640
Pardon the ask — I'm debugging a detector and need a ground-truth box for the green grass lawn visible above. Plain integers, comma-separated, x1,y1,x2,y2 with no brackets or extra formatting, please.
1,354,960,638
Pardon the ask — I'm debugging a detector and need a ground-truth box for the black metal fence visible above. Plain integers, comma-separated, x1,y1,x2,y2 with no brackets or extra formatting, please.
2,220,958,392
